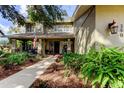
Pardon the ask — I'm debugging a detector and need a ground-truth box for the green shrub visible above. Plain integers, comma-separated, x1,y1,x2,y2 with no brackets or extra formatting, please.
63,53,85,73
6,52,29,65
0,50,3,55
0,58,7,65
0,50,11,58
81,47,124,88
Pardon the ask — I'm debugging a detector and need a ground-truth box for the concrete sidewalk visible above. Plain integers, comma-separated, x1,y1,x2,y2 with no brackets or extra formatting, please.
0,56,56,88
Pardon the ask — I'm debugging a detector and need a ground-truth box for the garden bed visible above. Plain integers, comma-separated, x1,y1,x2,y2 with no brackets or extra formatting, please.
31,47,124,88
0,58,39,80
0,51,42,80
30,62,92,88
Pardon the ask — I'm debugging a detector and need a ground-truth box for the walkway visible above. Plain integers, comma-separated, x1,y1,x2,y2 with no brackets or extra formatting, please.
0,56,56,88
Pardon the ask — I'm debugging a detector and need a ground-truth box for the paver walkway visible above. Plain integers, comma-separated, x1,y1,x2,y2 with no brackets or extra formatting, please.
0,56,56,88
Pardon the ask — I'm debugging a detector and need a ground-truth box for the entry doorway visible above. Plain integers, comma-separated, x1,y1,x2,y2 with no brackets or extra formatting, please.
54,41,60,54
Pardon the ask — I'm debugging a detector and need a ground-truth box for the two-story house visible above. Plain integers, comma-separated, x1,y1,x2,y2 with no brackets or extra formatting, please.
9,5,124,56
8,17,75,56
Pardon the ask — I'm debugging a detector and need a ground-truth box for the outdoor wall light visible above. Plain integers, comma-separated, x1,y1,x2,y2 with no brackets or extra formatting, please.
110,26,118,34
108,20,118,34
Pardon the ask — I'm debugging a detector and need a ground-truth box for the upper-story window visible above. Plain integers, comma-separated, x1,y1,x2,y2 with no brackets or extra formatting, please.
57,25,63,32
53,24,72,32
26,23,34,33
64,25,71,32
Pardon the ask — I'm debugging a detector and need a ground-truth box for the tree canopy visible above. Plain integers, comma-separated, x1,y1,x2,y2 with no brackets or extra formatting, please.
0,5,26,26
0,5,67,28
27,5,67,28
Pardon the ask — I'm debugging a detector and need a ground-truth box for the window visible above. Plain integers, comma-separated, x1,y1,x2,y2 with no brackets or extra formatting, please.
53,24,72,32
58,25,62,32
26,24,33,32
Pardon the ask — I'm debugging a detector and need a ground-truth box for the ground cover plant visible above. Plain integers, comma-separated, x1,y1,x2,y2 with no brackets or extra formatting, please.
0,52,29,67
62,47,124,88
81,47,124,88
0,51,40,80
0,50,3,55
63,53,84,73
7,52,29,65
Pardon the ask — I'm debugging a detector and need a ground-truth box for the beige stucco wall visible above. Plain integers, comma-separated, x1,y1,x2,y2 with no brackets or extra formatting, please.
95,5,124,47
74,6,95,54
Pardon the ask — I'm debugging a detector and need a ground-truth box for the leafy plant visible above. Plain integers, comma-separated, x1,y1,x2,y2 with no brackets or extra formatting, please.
81,47,124,88
0,50,3,55
63,53,85,73
6,52,29,65
0,50,10,66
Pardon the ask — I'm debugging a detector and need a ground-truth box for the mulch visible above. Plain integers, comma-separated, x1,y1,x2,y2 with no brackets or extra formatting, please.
0,59,38,81
31,62,92,88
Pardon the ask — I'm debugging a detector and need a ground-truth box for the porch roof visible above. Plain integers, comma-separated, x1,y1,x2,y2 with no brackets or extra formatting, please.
7,32,75,39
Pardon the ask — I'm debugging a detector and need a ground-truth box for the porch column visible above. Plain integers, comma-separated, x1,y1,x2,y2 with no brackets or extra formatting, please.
60,41,63,54
67,39,71,53
11,39,17,53
42,39,46,57
37,39,42,55
20,43,23,52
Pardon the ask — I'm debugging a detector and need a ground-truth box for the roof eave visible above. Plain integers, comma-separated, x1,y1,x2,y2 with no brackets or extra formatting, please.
72,5,80,18
72,5,93,21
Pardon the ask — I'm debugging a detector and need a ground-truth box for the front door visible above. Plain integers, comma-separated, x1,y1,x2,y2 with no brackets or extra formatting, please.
54,41,60,54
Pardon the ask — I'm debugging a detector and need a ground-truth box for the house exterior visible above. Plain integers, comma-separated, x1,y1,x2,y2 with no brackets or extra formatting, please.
8,18,74,56
73,5,124,54
8,5,124,55
73,5,95,54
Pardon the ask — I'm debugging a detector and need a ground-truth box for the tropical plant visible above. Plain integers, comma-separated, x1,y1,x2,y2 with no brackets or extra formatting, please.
6,52,29,65
0,50,3,55
81,47,124,88
63,53,84,73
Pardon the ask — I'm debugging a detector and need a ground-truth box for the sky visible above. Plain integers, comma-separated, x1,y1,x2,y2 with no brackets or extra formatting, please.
0,5,76,35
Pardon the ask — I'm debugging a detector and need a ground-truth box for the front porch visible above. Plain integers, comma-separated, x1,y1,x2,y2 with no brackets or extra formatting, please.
8,32,75,56
44,39,74,54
